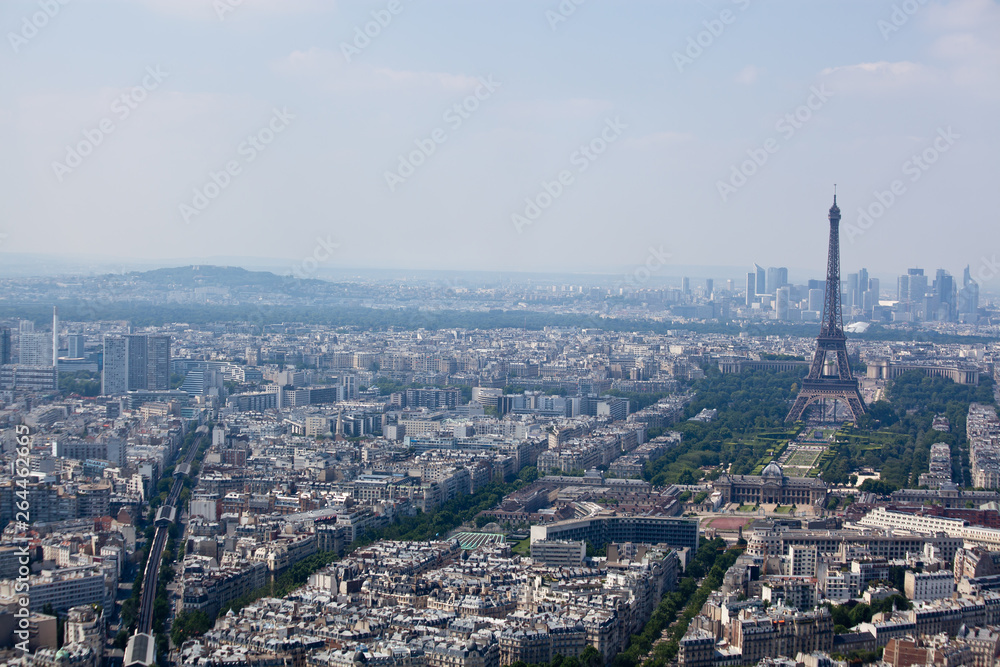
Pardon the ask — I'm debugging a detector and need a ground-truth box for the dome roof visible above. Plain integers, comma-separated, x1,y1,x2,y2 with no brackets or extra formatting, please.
761,462,783,478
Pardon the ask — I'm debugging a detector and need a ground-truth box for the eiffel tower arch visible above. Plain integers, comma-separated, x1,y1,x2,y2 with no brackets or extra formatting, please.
786,194,866,424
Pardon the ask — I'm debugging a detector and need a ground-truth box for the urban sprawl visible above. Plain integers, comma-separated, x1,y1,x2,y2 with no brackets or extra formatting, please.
0,254,998,667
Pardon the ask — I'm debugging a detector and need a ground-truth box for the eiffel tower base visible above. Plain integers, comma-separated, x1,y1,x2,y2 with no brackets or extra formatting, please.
785,380,866,423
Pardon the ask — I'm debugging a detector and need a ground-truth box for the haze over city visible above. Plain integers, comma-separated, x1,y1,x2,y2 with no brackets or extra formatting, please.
2,0,998,280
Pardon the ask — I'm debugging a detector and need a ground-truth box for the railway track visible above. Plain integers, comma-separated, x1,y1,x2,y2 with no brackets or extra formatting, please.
135,431,204,635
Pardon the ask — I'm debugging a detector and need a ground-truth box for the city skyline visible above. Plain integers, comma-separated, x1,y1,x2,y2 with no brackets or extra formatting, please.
2,0,998,280
1,3,1000,661
0,247,994,302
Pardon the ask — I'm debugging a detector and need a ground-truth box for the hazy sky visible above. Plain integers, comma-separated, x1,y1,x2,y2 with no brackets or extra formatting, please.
1,0,998,282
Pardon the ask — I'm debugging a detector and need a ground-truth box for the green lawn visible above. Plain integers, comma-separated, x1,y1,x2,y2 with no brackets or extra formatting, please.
738,504,757,512
786,449,822,467
512,538,531,557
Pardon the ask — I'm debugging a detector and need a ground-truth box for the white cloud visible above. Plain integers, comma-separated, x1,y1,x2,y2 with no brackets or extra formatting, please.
919,0,1000,91
820,1,999,95
819,60,940,93
128,0,331,22
931,34,1000,91
922,0,1000,31
821,60,923,77
274,48,481,94
834,0,1000,96
735,65,761,85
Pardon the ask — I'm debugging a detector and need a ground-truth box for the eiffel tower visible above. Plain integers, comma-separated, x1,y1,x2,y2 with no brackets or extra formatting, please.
785,193,866,423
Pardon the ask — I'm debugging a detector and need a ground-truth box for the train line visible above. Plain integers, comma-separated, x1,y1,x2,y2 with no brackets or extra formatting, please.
134,428,205,636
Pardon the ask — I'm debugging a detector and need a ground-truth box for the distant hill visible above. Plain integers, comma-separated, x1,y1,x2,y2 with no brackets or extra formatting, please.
126,265,322,289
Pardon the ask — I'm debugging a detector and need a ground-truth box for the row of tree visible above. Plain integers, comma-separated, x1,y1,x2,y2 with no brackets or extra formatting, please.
609,537,739,667
642,367,805,486
214,550,341,619
822,371,996,488
178,466,541,642
826,594,911,634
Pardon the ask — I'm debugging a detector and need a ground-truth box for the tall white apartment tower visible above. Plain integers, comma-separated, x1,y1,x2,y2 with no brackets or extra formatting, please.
102,336,128,395
19,330,52,366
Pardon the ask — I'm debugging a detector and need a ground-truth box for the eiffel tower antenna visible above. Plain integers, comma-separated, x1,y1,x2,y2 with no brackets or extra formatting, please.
785,193,866,424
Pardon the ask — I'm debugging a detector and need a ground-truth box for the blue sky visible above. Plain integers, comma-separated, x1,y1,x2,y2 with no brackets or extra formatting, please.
1,0,998,282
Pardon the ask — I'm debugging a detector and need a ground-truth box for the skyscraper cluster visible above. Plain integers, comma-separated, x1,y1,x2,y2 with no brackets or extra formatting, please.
745,264,789,312
845,268,879,319
895,267,979,323
741,261,983,325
